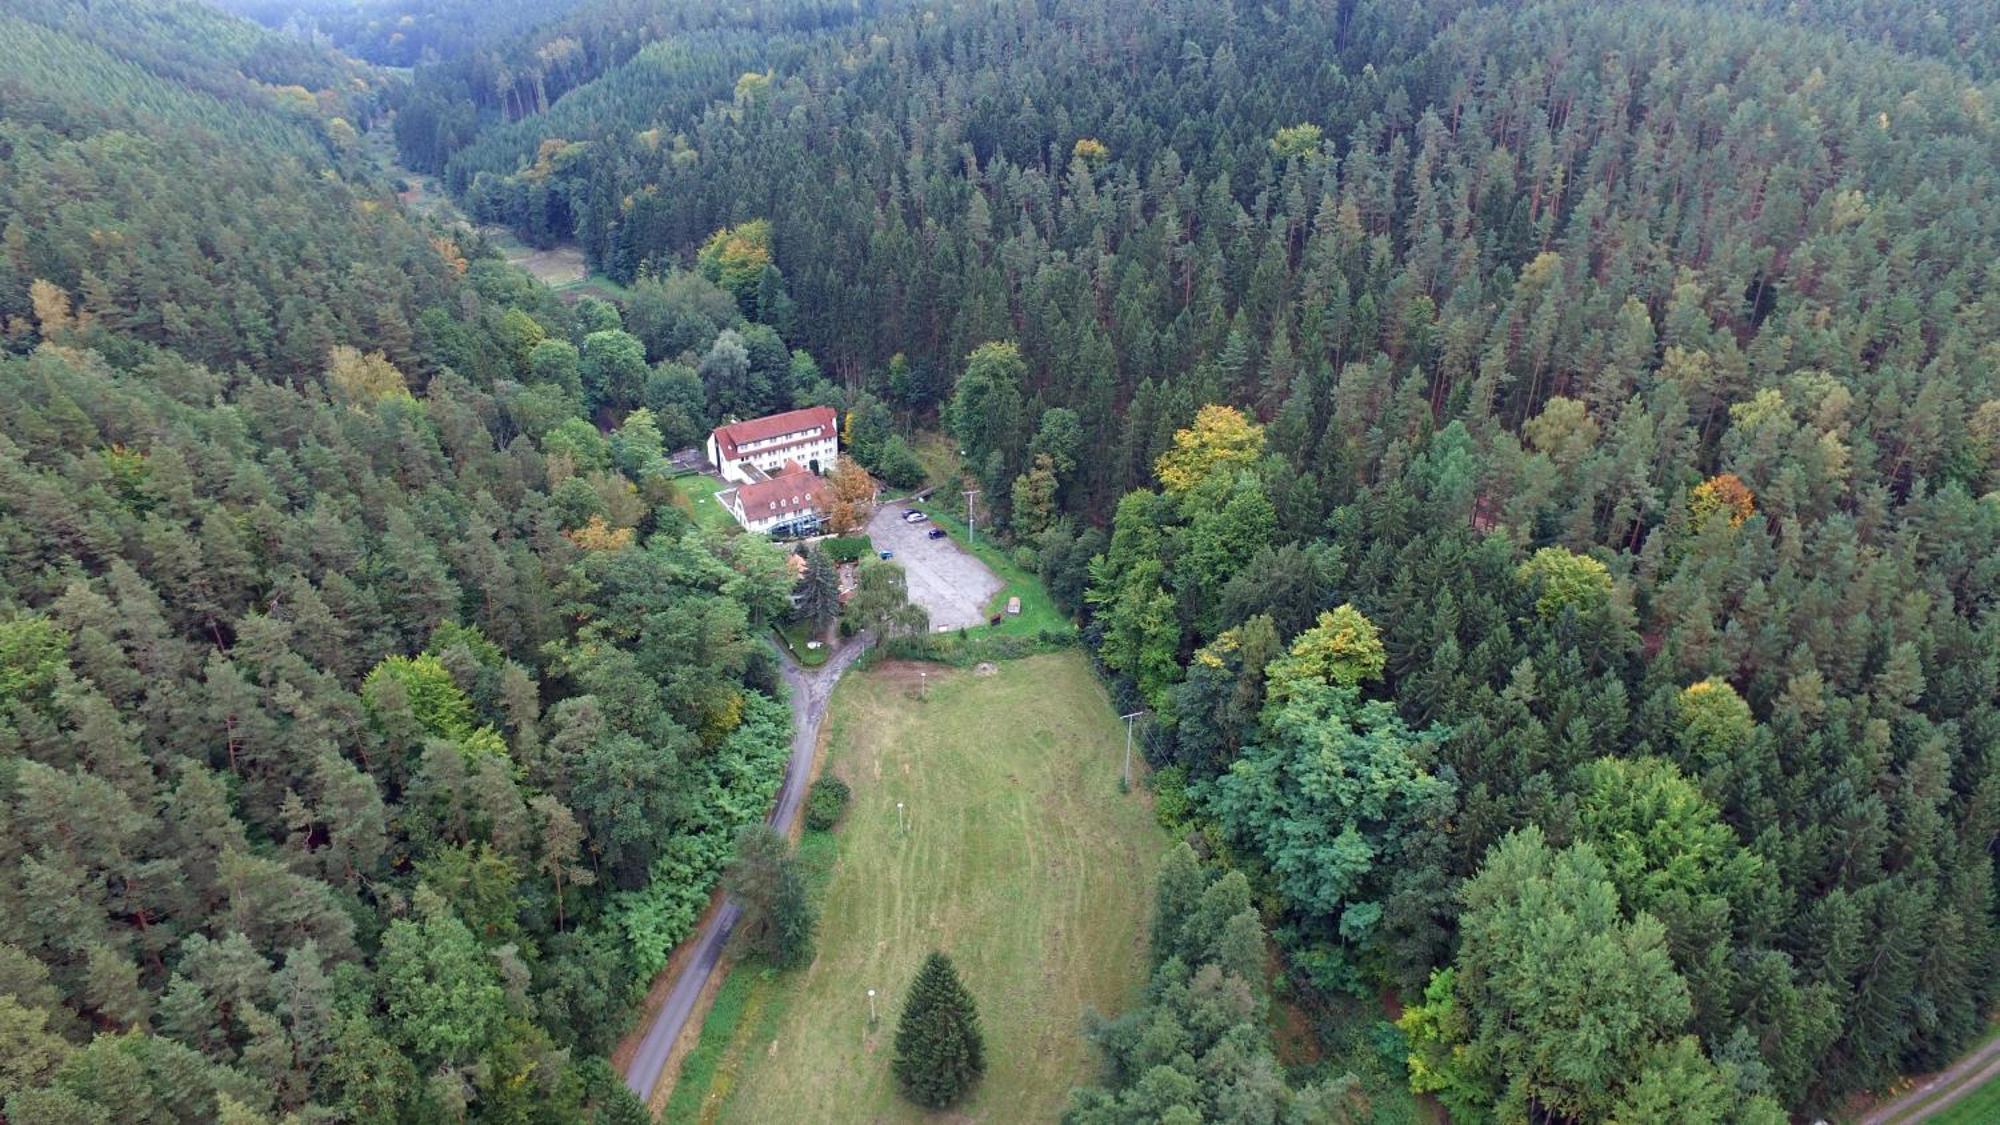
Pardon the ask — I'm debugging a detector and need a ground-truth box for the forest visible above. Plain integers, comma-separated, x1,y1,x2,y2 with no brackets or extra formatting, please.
3,0,1998,1121
0,1,825,1120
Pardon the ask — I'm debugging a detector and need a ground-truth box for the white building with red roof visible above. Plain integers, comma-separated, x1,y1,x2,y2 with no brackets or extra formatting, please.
720,460,830,536
706,405,838,485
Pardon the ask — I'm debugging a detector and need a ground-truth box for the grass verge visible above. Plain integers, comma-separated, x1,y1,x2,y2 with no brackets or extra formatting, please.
1930,1077,2000,1125
698,653,1166,1122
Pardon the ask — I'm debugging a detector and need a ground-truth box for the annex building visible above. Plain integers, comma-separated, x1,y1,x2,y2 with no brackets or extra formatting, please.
720,461,830,536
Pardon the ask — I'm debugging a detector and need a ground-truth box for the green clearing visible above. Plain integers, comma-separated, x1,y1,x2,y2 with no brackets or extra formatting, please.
916,500,1070,638
678,652,1166,1123
673,473,741,535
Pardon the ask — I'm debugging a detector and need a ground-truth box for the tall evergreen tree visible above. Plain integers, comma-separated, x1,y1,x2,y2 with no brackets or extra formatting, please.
892,952,985,1109
793,547,841,639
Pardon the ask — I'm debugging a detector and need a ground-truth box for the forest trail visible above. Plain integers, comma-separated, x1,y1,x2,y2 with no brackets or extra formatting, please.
1857,1038,2000,1124
618,635,873,1105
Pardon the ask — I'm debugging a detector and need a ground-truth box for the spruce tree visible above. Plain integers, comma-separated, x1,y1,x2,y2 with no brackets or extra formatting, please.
892,952,985,1108
794,547,842,639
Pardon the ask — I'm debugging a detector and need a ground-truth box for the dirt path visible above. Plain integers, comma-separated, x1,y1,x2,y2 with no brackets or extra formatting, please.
618,635,873,1105
1858,1037,2000,1124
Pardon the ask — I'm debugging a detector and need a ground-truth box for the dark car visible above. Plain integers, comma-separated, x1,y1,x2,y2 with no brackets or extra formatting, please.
927,528,947,539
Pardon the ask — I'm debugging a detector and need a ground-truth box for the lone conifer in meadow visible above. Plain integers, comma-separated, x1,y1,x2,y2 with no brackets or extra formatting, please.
892,952,985,1108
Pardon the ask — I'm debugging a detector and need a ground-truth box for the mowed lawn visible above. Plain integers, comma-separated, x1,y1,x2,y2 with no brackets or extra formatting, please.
673,472,741,535
703,652,1165,1123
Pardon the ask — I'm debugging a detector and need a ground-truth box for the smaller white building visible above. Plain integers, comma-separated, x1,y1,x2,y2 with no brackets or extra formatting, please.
707,406,838,484
720,460,830,536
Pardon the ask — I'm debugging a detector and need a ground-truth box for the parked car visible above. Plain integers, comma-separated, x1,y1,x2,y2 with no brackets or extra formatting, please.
927,528,947,539
879,549,895,559
902,511,926,523
901,508,920,516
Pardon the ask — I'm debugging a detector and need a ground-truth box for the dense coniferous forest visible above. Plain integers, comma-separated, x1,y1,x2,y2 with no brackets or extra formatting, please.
4,0,1999,1120
420,0,1999,1116
0,1,822,1119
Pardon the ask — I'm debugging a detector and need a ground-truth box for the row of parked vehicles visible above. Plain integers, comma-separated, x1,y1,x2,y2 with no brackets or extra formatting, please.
902,509,949,538
875,508,951,560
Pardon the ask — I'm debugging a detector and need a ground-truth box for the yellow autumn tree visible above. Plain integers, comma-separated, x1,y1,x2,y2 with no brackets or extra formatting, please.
1270,123,1323,159
326,345,410,405
696,219,775,304
29,279,76,338
430,235,468,276
1266,604,1386,698
565,515,634,551
1155,404,1265,494
1517,546,1613,619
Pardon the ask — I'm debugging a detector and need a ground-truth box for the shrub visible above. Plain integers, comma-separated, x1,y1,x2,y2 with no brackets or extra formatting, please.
823,536,872,563
806,776,851,831
1151,765,1191,831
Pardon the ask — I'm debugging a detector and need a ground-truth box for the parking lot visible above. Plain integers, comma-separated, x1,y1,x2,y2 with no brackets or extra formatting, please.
865,505,1004,630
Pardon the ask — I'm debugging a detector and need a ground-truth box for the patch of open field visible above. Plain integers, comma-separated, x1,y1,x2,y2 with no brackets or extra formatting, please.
672,473,741,535
681,652,1165,1123
477,225,588,286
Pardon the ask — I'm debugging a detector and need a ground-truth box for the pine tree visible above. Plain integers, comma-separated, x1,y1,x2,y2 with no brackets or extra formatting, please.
794,548,842,639
892,952,985,1109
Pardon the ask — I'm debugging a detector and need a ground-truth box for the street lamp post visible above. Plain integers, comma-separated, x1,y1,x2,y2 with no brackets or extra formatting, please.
896,800,906,837
867,988,878,1027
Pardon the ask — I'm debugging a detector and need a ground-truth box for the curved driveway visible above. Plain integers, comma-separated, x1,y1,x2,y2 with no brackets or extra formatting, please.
621,635,872,1102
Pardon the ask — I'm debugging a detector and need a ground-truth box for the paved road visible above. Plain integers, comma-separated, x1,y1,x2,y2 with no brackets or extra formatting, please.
621,635,872,1102
1860,1035,2000,1124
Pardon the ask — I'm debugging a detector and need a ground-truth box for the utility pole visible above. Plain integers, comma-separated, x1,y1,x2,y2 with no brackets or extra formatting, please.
962,489,980,546
867,988,878,1027
896,800,907,837
1119,710,1146,790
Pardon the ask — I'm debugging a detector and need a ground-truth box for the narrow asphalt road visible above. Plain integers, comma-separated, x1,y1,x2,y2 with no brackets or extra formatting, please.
621,634,872,1103
1859,1035,2000,1124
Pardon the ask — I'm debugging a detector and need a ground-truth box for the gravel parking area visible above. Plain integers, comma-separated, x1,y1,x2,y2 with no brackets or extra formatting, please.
866,505,1003,630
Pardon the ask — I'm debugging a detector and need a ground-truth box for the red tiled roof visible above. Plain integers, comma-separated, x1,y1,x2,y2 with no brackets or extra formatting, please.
711,406,837,462
733,461,829,521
